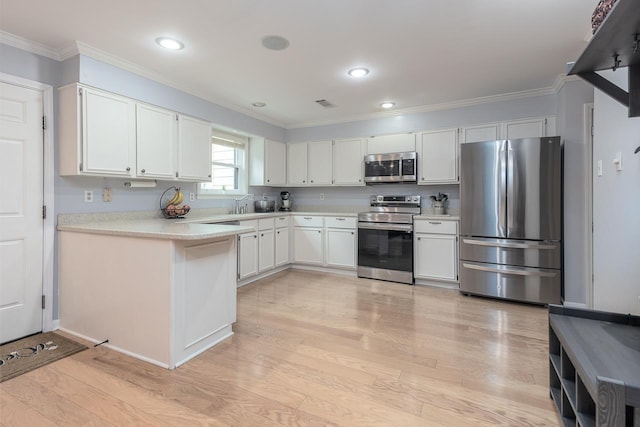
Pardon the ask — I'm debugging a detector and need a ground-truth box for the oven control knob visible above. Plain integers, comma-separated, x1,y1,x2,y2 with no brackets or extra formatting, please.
377,195,383,202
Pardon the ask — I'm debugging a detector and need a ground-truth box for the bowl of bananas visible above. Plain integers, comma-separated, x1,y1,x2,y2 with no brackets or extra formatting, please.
160,186,191,219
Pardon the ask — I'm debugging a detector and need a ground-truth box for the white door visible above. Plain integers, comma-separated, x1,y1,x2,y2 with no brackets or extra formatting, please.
0,82,43,343
258,229,275,272
293,228,324,265
287,143,308,185
178,115,212,182
307,140,332,185
265,139,286,185
326,228,356,268
461,123,499,143
503,118,547,139
414,234,457,281
275,227,290,267
418,129,458,184
238,232,258,281
333,138,364,185
136,103,177,179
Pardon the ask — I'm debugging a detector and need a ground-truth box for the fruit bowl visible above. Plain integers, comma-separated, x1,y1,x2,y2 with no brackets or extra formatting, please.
160,186,191,219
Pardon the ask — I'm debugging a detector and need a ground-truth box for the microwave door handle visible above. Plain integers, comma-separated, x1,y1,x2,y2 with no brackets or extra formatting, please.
462,263,557,278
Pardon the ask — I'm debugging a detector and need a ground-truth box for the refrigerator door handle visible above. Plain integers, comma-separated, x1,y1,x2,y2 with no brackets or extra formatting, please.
506,142,515,236
462,238,557,250
499,141,507,237
462,263,557,278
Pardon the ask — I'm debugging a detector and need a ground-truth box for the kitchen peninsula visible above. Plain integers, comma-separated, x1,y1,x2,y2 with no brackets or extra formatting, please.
57,215,253,369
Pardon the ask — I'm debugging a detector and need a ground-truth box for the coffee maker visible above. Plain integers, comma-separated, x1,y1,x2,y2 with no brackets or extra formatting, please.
279,191,291,211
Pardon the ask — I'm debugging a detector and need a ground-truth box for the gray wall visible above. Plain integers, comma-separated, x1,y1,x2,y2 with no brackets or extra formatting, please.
592,69,640,315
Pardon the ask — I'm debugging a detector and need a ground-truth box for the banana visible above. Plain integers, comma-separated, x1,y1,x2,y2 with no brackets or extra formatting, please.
165,188,182,207
174,190,183,205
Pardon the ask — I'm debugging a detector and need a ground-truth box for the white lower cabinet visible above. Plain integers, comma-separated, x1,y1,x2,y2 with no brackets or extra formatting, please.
325,216,357,269
258,229,275,272
293,227,324,265
326,228,356,268
275,227,290,267
238,231,258,280
414,220,458,282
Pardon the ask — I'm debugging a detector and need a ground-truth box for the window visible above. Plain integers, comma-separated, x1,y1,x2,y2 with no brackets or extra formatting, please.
198,129,248,197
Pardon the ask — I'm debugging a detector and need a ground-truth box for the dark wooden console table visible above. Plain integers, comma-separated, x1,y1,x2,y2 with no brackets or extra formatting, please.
548,305,640,427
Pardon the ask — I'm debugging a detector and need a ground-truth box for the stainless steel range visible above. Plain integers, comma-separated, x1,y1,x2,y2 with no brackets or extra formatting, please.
357,195,421,284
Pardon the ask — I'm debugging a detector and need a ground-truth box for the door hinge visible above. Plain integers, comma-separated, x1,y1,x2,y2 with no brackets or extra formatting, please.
42,295,46,309
42,205,46,219
42,115,47,130
79,163,83,172
78,87,83,95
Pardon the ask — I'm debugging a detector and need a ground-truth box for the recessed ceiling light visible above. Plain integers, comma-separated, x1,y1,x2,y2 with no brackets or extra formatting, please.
380,102,396,109
262,35,290,51
348,68,369,78
156,37,184,50
252,102,267,108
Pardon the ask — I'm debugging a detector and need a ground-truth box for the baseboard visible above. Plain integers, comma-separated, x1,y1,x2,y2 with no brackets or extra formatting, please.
57,327,170,369
562,301,588,309
237,265,290,287
290,264,357,276
414,279,460,290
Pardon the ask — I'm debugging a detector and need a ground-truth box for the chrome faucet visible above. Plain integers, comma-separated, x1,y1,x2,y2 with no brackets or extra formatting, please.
234,194,253,214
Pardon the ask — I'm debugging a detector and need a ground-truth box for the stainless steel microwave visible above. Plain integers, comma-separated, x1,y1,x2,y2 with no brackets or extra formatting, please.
363,152,417,184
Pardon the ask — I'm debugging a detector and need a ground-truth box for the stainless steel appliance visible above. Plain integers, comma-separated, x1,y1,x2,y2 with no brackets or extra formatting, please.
279,191,291,211
357,195,421,284
459,137,563,305
363,152,417,184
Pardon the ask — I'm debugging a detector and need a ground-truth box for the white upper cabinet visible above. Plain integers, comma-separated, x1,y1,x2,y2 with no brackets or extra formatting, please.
287,143,308,185
250,138,287,186
462,117,556,143
461,123,500,144
136,104,177,179
366,133,415,154
59,84,136,176
503,117,556,139
59,84,212,182
177,115,212,182
332,138,364,186
417,128,458,184
307,140,332,185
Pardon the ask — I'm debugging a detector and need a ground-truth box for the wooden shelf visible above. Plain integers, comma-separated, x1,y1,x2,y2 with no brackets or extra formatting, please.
548,305,640,426
567,0,640,117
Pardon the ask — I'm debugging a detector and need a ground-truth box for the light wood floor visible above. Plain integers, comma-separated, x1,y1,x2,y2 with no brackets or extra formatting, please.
0,270,561,426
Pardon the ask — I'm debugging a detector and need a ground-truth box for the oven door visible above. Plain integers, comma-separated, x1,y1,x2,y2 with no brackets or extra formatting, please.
357,222,414,283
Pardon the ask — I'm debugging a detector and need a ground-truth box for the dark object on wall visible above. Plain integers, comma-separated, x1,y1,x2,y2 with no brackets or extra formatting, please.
592,0,618,33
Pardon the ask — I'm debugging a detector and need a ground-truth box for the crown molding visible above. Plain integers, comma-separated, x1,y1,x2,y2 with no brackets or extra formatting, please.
0,30,62,60
287,83,562,129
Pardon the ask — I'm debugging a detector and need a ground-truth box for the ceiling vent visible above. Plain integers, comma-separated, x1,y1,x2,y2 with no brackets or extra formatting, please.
315,99,336,108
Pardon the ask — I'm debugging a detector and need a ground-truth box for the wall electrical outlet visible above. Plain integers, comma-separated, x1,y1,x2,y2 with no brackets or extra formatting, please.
189,192,195,202
84,190,93,203
320,193,325,200
103,187,112,202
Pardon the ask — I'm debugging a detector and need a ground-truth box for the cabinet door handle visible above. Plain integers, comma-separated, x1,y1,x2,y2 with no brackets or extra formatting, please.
336,218,346,221
310,180,314,183
126,167,131,172
261,233,264,237
351,232,354,235
303,180,306,183
429,221,442,225
208,174,212,178
417,237,421,240
254,235,257,239
304,217,312,220
141,169,146,173
317,230,321,234
277,231,280,234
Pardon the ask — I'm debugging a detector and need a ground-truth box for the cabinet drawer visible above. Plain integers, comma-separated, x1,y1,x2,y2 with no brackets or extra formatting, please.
274,216,290,228
414,220,457,235
258,218,275,230
239,219,258,231
293,215,324,228
325,216,356,229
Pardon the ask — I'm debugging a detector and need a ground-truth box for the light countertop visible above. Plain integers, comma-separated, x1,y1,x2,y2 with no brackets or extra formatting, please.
57,220,254,241
414,214,460,221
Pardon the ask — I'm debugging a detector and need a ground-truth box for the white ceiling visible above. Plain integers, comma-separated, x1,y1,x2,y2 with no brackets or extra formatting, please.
0,0,597,128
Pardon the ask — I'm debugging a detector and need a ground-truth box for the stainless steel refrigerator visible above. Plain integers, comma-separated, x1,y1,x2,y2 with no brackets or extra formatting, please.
459,137,563,305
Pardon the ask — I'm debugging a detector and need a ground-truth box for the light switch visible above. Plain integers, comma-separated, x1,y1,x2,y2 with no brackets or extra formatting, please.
613,152,622,171
597,160,603,177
